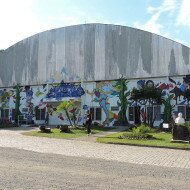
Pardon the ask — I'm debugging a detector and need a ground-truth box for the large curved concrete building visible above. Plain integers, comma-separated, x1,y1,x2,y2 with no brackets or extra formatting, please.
0,23,190,126
0,23,190,87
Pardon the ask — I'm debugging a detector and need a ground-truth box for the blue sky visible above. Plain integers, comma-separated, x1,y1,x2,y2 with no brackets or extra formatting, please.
0,0,189,49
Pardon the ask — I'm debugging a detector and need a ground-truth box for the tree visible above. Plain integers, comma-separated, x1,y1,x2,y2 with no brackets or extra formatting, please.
162,94,174,124
130,88,145,124
184,89,190,104
130,86,162,127
56,100,74,126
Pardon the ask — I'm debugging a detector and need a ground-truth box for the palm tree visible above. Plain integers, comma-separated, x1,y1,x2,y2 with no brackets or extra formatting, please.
56,100,74,126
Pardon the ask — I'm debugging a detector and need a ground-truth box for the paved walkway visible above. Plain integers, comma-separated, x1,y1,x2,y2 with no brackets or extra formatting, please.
75,126,126,142
0,126,190,169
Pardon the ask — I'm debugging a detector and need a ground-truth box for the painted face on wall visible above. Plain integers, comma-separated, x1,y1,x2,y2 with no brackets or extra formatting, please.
137,80,145,89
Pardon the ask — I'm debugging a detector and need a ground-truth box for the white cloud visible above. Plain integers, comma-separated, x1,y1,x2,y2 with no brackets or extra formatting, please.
162,0,176,12
147,6,157,14
134,11,163,34
0,0,124,50
0,0,51,49
134,0,176,35
134,0,190,47
176,0,190,26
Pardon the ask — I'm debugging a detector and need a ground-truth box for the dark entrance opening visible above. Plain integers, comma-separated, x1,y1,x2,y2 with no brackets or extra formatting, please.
134,106,141,124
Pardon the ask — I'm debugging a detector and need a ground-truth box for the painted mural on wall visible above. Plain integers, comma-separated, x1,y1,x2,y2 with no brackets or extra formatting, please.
0,81,84,123
46,80,85,100
0,89,15,108
61,67,80,82
46,66,81,84
40,64,83,122
113,78,130,125
157,76,190,105
55,99,83,125
24,86,34,121
2,74,190,125
44,81,85,123
131,75,190,124
45,99,84,125
87,81,119,125
134,78,188,104
19,85,47,121
168,76,190,104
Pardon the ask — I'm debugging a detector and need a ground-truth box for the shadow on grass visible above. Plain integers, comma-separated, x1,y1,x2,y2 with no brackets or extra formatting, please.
98,136,166,142
38,131,53,134
98,136,118,139
60,130,75,134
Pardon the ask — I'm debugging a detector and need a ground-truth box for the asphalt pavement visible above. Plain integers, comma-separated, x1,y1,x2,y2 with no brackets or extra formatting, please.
0,147,190,190
0,127,190,189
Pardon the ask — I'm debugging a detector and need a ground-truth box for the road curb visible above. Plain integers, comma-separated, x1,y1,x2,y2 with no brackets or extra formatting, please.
104,142,190,151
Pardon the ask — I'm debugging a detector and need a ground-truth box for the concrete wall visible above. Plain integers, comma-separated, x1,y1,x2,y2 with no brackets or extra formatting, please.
0,24,190,87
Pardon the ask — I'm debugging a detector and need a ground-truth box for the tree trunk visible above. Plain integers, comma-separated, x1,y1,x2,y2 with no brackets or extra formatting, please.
65,110,73,126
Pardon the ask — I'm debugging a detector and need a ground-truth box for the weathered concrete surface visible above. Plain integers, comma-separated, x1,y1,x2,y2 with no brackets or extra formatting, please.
0,24,190,87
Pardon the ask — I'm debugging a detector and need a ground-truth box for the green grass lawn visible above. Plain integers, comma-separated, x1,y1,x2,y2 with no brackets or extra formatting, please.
97,132,190,149
0,124,13,128
23,126,115,139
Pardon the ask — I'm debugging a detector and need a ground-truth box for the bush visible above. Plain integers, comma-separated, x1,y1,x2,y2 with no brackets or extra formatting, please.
120,124,154,140
120,133,154,140
132,124,153,135
184,122,190,133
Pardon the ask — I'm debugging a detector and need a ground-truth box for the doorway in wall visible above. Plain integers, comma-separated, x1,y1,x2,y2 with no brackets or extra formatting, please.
129,106,141,124
134,106,141,124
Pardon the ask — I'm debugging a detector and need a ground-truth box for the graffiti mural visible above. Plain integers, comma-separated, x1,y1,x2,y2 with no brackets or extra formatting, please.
137,80,155,89
22,86,34,121
1,74,190,126
19,84,47,121
35,87,44,97
168,76,190,104
61,67,80,82
87,81,119,125
45,66,81,84
145,75,190,105
46,80,85,100
0,89,15,108
133,75,190,124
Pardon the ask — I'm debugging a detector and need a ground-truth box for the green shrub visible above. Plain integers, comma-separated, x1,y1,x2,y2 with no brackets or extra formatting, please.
120,132,154,140
132,124,152,135
120,124,154,140
184,122,190,133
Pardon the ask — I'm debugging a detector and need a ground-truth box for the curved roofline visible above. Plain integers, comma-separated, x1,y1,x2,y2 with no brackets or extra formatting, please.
4,23,190,51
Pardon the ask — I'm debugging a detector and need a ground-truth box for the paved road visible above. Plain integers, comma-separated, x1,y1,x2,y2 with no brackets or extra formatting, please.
0,128,190,169
0,147,190,190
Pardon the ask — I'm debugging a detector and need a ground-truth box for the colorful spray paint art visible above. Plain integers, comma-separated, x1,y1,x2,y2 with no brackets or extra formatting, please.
46,80,85,100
